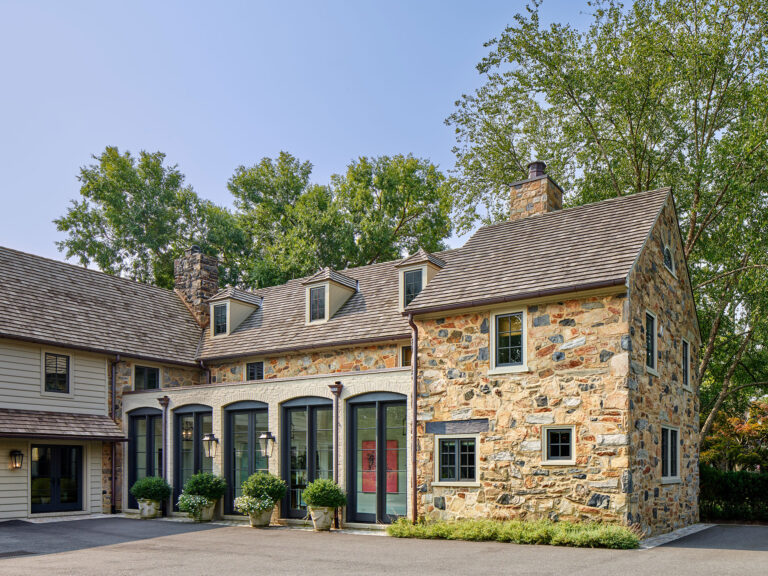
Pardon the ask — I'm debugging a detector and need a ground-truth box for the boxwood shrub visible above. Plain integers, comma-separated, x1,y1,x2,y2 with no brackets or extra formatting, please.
241,472,286,503
700,465,768,521
130,476,172,502
302,478,347,508
183,472,227,501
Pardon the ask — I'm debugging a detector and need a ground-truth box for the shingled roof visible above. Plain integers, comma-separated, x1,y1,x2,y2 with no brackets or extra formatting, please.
405,187,671,314
0,246,202,365
0,408,126,441
209,287,263,307
302,267,358,291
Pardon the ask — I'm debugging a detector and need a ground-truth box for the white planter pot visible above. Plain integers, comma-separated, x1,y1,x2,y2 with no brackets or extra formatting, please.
248,507,274,528
137,499,161,519
309,507,334,531
195,501,217,522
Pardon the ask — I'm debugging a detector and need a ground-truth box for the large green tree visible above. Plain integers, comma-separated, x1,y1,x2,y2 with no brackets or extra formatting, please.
447,0,768,434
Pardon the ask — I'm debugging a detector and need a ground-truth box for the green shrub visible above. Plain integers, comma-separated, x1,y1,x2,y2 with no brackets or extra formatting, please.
234,495,275,515
302,478,347,508
183,472,227,501
178,493,212,520
700,465,768,522
386,518,639,550
130,476,172,502
241,473,286,503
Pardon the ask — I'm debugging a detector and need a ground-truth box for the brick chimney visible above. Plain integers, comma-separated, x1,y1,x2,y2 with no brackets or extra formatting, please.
509,161,563,221
174,246,219,328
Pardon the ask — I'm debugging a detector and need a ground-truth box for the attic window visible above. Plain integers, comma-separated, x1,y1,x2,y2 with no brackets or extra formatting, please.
213,304,227,335
309,286,326,322
404,269,423,307
663,246,675,274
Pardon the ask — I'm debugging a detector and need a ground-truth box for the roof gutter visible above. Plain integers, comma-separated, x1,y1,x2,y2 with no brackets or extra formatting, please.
402,278,628,317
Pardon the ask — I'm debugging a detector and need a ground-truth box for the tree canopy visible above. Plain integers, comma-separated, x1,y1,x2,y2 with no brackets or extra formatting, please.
446,0,768,432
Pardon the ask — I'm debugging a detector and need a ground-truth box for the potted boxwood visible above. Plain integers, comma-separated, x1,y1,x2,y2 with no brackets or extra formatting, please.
130,476,171,519
178,472,227,522
302,478,346,531
234,472,287,527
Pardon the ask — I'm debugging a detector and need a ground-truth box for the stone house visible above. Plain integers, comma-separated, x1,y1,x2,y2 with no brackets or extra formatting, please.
0,163,698,535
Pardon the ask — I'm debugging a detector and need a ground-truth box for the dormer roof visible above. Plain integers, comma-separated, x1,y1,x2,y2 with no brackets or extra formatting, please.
302,267,358,291
394,248,446,269
208,287,263,307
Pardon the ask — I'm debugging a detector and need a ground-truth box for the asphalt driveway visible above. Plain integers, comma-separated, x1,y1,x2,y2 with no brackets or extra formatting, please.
0,518,765,576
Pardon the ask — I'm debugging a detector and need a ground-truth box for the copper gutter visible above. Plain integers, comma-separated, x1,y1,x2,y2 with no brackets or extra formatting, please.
407,314,418,523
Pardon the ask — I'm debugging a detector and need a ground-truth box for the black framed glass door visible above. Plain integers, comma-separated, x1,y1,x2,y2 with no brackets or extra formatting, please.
174,404,213,504
225,401,269,513
127,408,163,509
347,393,407,524
30,445,83,513
281,398,333,518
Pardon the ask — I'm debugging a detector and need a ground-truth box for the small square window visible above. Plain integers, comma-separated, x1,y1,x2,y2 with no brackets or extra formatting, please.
135,366,160,391
246,361,264,381
645,311,657,372
213,304,227,335
44,353,70,394
309,286,326,322
661,426,680,480
682,339,690,389
403,269,423,307
437,437,476,482
400,345,412,367
543,427,574,463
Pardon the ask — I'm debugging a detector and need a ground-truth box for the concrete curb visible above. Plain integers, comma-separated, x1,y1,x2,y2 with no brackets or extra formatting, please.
639,523,714,549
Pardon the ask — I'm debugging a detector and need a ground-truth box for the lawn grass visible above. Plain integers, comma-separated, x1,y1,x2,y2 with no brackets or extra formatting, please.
386,518,640,549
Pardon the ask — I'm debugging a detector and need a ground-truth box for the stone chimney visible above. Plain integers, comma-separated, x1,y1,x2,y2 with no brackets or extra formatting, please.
509,161,563,221
174,246,219,328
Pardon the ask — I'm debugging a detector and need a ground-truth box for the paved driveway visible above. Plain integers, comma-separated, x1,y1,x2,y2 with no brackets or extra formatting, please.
0,519,766,576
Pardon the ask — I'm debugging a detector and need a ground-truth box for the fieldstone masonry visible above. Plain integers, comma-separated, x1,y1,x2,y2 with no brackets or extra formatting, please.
174,246,219,327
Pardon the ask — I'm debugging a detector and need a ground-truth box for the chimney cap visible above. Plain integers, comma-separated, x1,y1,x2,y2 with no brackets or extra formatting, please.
527,161,547,179
188,245,202,255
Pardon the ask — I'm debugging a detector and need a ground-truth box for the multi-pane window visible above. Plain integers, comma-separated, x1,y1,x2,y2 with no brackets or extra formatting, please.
309,286,326,322
135,366,160,391
246,361,264,381
661,427,679,480
663,246,674,274
645,311,657,371
545,428,573,462
682,339,690,389
438,438,476,482
400,345,412,367
213,304,227,335
403,269,423,307
495,312,523,367
44,353,70,393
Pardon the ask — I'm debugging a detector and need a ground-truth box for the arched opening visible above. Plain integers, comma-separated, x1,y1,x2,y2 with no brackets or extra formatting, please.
126,407,163,510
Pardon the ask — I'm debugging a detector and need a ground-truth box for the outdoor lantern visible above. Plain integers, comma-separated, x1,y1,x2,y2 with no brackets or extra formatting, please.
201,433,218,459
9,450,23,470
258,431,276,458
181,420,194,441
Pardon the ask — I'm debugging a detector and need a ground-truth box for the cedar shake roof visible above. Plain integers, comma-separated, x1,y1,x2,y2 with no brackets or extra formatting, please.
208,287,263,307
395,248,447,269
0,246,202,365
405,187,671,314
0,408,126,441
302,267,358,291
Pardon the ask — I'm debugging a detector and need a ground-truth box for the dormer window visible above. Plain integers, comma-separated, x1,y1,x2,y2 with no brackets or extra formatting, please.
404,269,423,307
309,286,326,322
213,303,227,335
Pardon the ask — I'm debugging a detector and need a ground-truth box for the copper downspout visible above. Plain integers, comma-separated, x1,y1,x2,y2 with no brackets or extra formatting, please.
407,314,418,523
110,355,120,514
328,381,343,528
158,395,171,514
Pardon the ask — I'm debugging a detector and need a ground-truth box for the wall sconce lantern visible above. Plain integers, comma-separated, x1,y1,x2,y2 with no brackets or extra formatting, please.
202,433,219,459
258,431,276,458
9,450,23,470
181,420,194,441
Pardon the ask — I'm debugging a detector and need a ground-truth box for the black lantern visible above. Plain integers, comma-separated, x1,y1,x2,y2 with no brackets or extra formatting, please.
181,420,194,441
202,433,218,459
9,450,23,470
258,431,276,458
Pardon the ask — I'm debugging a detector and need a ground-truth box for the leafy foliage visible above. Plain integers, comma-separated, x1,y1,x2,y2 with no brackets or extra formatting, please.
182,472,227,501
446,0,768,431
387,518,639,549
699,465,768,521
129,476,171,502
177,493,213,520
240,472,286,503
233,495,274,515
701,400,768,471
301,478,347,508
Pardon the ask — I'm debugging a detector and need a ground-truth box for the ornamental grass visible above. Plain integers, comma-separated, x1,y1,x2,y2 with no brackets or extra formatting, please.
386,518,639,549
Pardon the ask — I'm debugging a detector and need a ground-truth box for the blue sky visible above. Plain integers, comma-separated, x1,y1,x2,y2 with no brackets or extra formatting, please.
0,0,590,260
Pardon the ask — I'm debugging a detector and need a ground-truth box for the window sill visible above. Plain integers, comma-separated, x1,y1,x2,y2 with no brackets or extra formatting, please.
661,477,681,485
646,367,659,377
682,385,693,393
488,365,530,376
432,481,481,488
541,460,576,467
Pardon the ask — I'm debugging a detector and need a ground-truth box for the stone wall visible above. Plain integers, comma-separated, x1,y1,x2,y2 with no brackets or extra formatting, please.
174,246,219,327
626,194,701,535
415,293,632,524
509,175,563,221
208,342,404,384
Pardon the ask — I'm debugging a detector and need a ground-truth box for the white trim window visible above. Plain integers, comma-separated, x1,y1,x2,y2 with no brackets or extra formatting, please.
212,303,228,336
433,434,479,486
542,425,575,465
489,309,527,374
645,310,658,375
661,426,680,483
682,339,691,391
663,245,676,275
43,351,71,395
309,285,326,322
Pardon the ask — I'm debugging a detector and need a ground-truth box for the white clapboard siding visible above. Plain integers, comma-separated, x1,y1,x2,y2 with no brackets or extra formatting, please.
0,339,108,415
88,442,104,513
